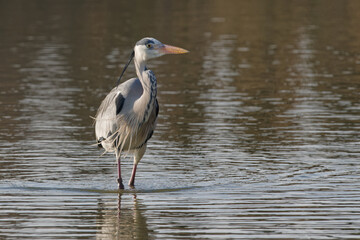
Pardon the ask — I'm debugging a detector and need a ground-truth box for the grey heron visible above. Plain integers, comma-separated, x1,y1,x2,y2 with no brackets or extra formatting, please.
94,37,188,189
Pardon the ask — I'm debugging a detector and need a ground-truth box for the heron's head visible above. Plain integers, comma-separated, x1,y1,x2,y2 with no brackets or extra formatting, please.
116,37,188,86
134,37,189,62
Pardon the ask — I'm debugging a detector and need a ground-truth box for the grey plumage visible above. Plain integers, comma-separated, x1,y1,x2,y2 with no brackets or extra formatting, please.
95,76,156,155
94,37,188,189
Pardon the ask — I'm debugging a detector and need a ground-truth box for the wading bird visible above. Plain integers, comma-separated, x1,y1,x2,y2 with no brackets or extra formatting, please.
94,37,188,189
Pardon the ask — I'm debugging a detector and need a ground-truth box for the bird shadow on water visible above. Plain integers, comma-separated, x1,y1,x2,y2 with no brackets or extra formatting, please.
0,182,191,239
96,193,154,240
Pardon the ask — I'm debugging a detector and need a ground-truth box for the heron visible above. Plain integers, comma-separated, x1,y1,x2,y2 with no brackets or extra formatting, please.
94,37,188,189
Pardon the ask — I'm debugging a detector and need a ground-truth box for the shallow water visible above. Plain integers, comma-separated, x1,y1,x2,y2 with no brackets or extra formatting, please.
1,0,360,239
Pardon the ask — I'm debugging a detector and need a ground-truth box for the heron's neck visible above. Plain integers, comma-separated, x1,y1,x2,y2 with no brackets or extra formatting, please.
134,58,154,91
134,58,157,123
134,58,146,82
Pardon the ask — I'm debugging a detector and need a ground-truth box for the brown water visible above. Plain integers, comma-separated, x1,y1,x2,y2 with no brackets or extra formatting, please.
1,0,360,239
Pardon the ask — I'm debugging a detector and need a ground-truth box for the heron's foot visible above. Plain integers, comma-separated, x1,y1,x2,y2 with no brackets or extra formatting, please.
117,178,124,190
129,183,135,189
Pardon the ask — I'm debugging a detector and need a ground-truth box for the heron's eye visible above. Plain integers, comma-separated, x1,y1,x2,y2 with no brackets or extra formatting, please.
146,43,153,49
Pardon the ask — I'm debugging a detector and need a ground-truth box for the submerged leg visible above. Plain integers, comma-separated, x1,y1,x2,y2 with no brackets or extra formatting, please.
116,152,124,190
129,145,146,188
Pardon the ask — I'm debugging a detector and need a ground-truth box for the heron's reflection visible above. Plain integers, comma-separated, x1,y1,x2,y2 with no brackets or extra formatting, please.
96,193,152,240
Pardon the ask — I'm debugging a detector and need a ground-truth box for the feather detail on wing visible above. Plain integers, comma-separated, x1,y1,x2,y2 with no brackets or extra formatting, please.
94,77,157,156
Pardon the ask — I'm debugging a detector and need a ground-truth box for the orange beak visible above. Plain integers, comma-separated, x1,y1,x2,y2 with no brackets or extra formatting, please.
159,44,189,54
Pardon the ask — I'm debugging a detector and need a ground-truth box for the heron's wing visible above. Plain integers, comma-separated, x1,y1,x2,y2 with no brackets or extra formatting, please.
115,93,125,115
155,98,159,117
95,78,142,147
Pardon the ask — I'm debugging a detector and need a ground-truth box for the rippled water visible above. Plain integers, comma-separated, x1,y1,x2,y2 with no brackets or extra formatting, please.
1,0,360,239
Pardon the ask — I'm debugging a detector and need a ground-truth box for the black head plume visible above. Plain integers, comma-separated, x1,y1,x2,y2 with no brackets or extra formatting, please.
116,50,135,86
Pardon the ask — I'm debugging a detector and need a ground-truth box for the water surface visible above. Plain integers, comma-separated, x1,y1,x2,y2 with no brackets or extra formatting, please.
1,0,360,239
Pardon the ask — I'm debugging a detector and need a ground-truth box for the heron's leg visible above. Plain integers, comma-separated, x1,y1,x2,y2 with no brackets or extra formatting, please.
116,152,124,190
129,164,137,188
129,145,146,188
